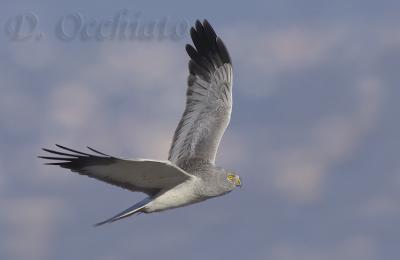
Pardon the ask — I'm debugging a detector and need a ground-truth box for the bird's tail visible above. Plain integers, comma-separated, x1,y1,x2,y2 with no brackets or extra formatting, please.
94,197,152,227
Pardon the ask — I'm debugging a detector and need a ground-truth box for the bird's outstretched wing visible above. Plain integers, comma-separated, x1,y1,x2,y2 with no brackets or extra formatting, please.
168,20,233,165
40,145,193,196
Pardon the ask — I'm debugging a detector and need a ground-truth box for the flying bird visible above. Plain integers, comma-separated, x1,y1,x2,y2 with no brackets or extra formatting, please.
40,20,241,226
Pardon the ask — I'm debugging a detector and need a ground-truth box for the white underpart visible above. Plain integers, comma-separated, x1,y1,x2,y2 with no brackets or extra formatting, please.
145,177,203,212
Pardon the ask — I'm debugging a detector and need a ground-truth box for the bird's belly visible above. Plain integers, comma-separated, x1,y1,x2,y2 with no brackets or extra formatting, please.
144,181,203,212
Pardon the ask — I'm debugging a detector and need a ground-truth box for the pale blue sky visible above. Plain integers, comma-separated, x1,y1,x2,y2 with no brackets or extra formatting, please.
1,1,399,260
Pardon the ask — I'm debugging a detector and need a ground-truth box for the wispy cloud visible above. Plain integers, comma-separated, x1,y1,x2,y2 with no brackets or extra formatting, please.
224,25,345,97
219,23,386,203
0,197,69,260
269,76,382,203
268,235,375,260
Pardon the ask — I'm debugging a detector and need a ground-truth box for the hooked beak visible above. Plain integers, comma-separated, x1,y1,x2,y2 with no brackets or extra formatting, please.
235,176,242,188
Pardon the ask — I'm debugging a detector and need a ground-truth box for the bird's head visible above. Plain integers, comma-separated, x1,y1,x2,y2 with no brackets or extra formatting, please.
225,171,242,189
210,168,242,195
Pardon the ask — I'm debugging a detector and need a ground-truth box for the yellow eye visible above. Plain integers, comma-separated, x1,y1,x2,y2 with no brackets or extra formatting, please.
227,174,234,181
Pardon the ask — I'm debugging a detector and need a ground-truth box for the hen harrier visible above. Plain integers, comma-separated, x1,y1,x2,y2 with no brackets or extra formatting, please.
40,20,241,226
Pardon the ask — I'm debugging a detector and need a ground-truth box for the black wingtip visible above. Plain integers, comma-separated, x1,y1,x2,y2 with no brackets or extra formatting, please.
41,148,80,157
202,20,217,41
195,19,202,29
38,156,72,160
55,144,91,156
86,146,111,157
190,27,197,37
187,19,232,80
216,37,232,64
185,44,197,59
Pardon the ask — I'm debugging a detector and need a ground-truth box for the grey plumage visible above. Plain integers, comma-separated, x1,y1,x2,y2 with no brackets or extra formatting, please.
39,19,241,226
